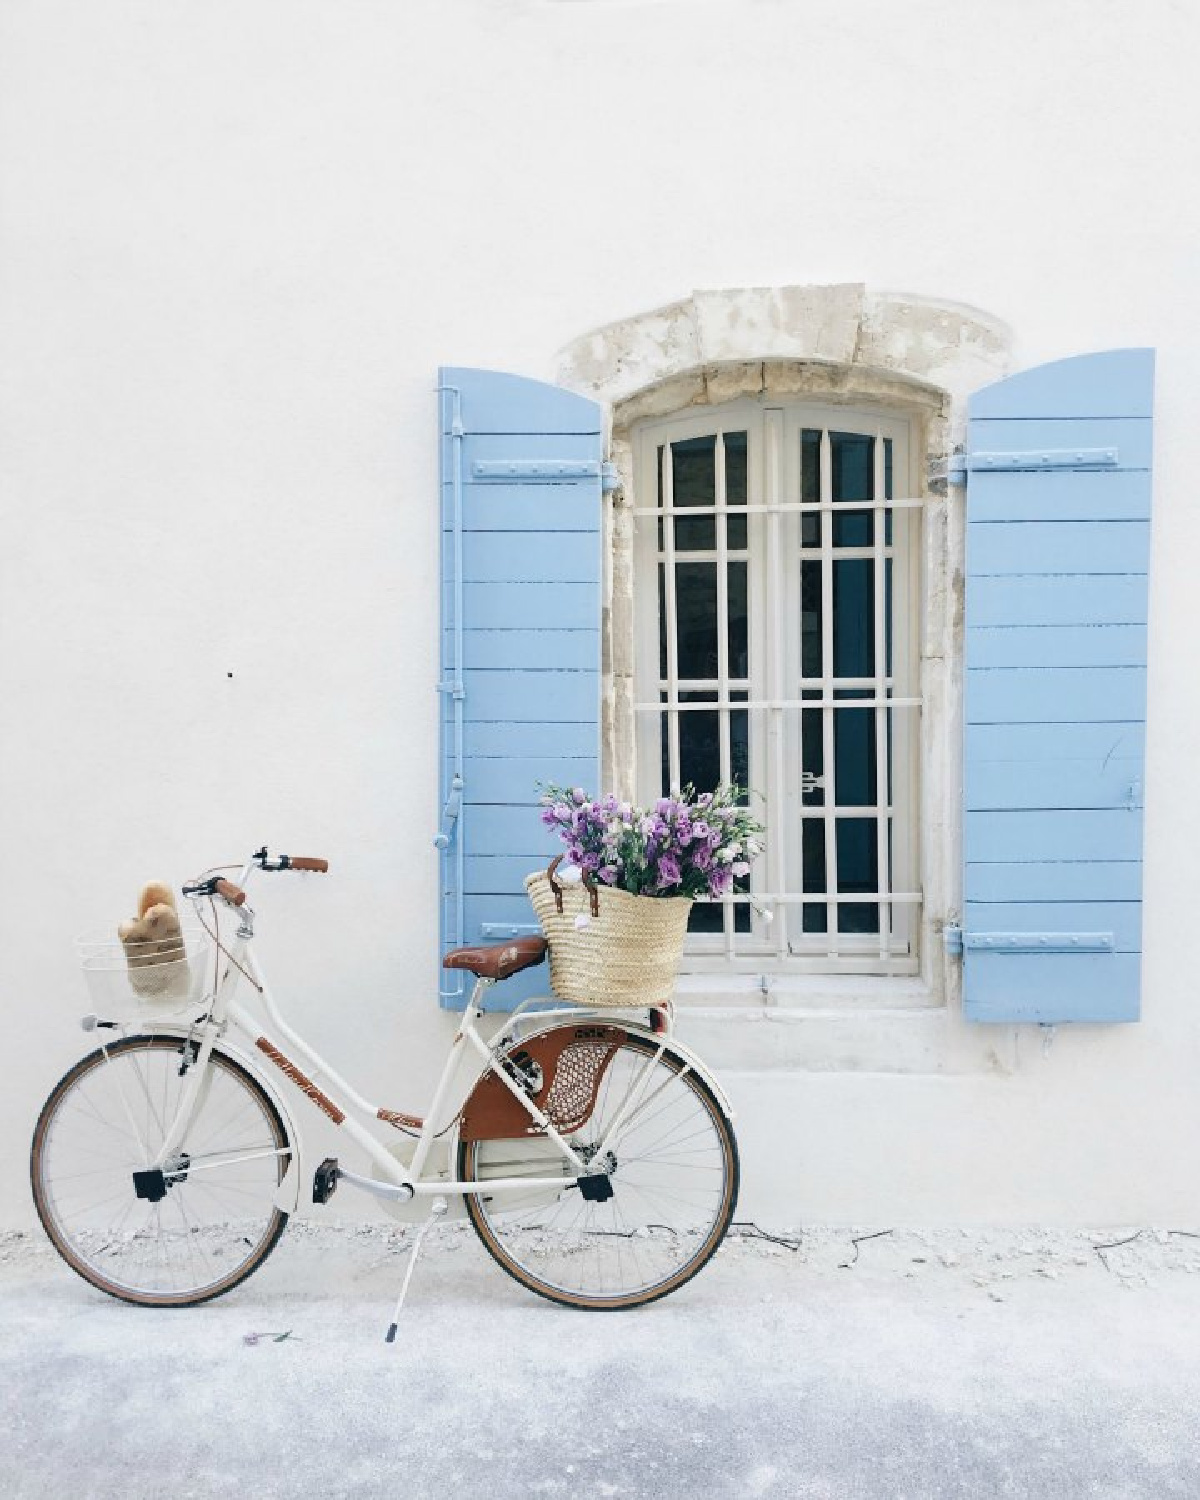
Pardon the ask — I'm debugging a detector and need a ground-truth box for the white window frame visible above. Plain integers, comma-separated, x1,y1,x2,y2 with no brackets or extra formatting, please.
631,397,923,977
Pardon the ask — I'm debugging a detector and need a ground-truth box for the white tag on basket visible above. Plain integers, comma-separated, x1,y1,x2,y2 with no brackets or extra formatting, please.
574,913,591,930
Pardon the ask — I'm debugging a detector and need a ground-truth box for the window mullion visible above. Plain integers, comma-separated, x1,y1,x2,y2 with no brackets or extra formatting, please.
819,427,839,955
662,443,681,792
714,431,736,959
873,429,893,964
764,410,788,961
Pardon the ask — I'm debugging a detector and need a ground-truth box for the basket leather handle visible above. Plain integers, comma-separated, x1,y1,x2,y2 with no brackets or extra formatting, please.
545,855,600,917
546,855,565,914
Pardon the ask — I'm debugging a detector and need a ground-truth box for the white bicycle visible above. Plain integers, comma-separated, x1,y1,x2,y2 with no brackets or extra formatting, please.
31,849,739,1322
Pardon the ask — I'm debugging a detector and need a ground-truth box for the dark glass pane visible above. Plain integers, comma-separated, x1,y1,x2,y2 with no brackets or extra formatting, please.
885,556,893,677
831,432,873,547
728,560,748,678
674,514,715,551
801,429,821,547
839,904,879,934
802,818,826,896
833,559,874,678
689,899,751,935
834,707,877,806
671,437,716,551
657,445,664,551
802,902,828,934
658,562,666,678
679,703,720,797
884,437,893,545
675,563,718,680
801,708,824,805
835,817,878,893
725,432,748,549
731,708,749,789
800,560,822,678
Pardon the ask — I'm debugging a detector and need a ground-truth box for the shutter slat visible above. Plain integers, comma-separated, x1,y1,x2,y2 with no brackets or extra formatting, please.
969,574,1147,627
439,367,603,1010
968,418,1152,467
967,861,1142,903
968,520,1149,575
966,666,1147,723
967,469,1151,523
959,348,1154,1023
966,624,1146,669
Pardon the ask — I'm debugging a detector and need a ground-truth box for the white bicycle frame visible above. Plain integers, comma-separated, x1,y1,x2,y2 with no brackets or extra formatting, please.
132,859,716,1214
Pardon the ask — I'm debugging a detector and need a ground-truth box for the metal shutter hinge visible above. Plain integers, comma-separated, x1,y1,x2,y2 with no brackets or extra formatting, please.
945,448,1119,484
472,459,603,482
947,929,1114,955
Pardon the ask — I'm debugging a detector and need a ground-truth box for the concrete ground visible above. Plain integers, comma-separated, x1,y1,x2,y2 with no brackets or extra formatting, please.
5,1220,1200,1499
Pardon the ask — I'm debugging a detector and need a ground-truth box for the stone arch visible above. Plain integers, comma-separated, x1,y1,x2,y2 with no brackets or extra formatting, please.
553,284,1011,796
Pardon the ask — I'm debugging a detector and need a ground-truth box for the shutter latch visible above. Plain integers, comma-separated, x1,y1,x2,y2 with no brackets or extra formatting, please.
433,774,464,850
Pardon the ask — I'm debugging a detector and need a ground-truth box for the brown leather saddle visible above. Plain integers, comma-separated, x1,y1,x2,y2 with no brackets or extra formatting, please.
442,935,547,982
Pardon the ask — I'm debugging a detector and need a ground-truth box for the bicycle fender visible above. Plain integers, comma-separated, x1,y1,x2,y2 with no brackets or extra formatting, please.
621,1022,737,1123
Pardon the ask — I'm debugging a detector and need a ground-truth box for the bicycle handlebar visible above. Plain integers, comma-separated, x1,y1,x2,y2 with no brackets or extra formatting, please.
182,850,330,905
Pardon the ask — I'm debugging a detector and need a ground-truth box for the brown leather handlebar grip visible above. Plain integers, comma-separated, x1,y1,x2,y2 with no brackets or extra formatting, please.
214,879,247,907
289,857,329,873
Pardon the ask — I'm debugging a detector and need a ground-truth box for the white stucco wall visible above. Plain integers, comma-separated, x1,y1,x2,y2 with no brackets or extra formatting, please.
2,0,1199,1229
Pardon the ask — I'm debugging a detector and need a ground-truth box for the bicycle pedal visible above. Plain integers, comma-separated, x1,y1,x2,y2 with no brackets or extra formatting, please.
312,1157,340,1205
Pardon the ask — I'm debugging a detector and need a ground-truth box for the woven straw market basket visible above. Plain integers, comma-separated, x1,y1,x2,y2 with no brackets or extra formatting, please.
525,857,692,1008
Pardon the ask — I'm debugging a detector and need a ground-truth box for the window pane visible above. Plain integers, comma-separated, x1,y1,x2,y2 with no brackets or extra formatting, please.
801,708,824,805
833,559,874,678
834,707,877,806
678,695,720,794
675,563,718,679
724,432,748,549
672,437,716,551
831,431,873,547
800,560,822,678
727,560,748,678
835,817,879,934
801,429,821,547
884,437,893,545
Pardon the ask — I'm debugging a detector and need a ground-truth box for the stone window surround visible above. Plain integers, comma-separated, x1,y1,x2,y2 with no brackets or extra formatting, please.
554,285,1016,1072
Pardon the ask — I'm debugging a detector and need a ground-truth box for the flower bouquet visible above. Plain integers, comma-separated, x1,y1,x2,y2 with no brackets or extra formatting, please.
525,785,765,1008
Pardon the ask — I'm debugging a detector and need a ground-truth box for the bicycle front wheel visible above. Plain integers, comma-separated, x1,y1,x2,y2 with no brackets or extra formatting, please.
31,1034,292,1307
458,1034,738,1309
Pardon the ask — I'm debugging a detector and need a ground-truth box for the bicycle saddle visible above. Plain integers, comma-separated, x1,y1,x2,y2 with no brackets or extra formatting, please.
442,936,547,981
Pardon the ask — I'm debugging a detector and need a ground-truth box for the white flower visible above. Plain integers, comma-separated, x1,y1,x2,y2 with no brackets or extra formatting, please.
746,840,761,857
718,847,736,864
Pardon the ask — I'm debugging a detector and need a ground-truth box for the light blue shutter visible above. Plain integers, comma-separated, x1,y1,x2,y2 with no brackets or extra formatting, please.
955,348,1154,1023
438,368,603,1010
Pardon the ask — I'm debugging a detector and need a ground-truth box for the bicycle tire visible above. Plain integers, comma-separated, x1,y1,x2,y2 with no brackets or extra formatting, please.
458,1033,738,1310
31,1033,292,1308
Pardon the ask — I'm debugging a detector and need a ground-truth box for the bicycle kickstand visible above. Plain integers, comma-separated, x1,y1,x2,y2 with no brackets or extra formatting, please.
384,1196,448,1344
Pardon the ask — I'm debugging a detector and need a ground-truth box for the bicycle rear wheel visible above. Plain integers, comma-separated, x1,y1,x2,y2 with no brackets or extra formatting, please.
31,1034,292,1307
458,1034,738,1309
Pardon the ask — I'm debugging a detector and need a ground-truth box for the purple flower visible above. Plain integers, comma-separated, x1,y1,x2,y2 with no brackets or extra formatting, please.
657,855,682,888
708,830,722,849
581,852,601,872
693,845,713,871
572,788,587,805
692,820,710,842
709,867,733,897
599,865,619,884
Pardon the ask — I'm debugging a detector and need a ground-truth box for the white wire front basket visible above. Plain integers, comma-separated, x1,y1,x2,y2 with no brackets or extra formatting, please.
76,925,213,1019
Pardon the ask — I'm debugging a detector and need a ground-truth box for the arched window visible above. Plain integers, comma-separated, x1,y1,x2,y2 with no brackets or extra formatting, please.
632,398,922,973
